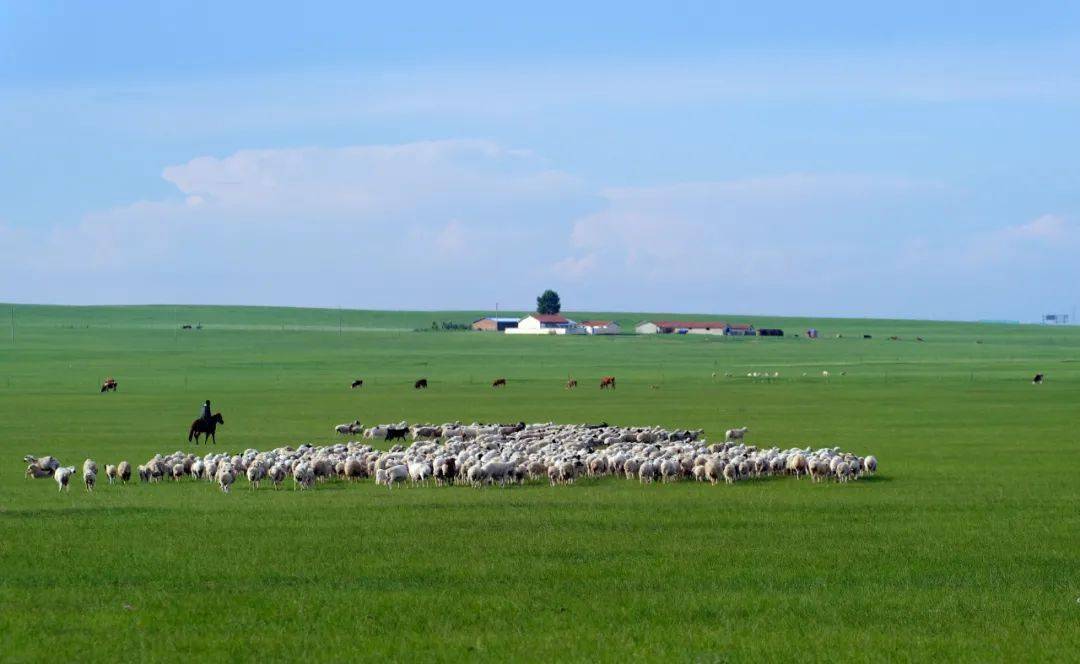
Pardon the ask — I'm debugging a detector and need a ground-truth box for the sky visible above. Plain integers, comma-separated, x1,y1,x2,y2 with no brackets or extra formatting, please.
2,1,1079,320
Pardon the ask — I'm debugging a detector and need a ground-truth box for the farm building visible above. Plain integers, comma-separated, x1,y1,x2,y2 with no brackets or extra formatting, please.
635,321,755,336
505,314,584,335
471,317,520,332
756,328,785,337
579,320,621,335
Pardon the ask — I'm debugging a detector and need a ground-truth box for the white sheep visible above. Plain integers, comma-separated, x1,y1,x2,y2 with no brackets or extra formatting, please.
218,465,235,493
384,464,409,490
247,463,265,490
55,466,76,492
105,464,117,484
725,427,748,442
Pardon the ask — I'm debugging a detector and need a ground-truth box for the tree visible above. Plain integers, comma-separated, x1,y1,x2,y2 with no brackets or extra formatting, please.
536,289,561,315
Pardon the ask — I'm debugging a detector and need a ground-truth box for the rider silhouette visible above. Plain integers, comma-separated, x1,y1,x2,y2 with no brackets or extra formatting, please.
200,400,212,426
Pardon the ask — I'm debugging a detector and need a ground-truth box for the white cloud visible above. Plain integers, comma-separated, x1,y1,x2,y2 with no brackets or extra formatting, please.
559,174,939,282
0,140,590,307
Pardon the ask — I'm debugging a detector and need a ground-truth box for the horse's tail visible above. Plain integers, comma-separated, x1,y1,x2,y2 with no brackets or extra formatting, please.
188,424,195,442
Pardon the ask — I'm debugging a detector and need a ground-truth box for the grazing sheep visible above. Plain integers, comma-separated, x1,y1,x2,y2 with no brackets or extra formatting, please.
218,466,235,493
105,464,118,484
83,459,98,478
84,468,96,492
384,464,409,490
725,427,748,442
119,422,876,498
268,464,286,489
722,462,737,484
247,463,265,489
25,455,60,479
55,466,76,492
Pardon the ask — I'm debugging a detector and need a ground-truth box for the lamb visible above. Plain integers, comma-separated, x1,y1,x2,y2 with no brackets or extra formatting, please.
725,427,748,442
54,466,76,492
105,464,118,484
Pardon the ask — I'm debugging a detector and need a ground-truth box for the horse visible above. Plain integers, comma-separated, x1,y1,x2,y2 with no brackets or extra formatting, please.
492,378,506,388
600,376,616,390
350,379,364,389
414,378,428,389
189,413,224,444
100,379,118,393
566,379,578,389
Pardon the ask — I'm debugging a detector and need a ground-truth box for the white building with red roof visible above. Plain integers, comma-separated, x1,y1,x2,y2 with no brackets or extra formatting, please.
505,313,585,335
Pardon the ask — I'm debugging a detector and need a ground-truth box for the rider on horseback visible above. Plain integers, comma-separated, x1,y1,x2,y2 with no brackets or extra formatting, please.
200,400,213,427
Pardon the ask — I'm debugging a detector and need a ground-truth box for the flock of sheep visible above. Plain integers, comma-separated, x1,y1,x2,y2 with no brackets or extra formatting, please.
25,422,877,494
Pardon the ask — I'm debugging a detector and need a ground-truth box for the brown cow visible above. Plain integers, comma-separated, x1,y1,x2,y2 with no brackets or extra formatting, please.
600,376,616,389
566,378,578,389
492,378,506,388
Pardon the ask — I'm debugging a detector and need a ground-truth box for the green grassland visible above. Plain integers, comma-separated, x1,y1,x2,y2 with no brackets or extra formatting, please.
1,304,1079,662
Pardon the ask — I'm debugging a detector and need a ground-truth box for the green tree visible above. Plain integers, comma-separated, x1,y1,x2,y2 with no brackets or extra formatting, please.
536,289,561,315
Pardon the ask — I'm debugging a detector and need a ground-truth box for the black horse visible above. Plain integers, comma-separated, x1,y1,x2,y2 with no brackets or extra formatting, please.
189,413,224,444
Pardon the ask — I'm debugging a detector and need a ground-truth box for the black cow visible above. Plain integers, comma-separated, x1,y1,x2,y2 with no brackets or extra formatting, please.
1033,373,1044,384
414,378,428,389
350,379,363,388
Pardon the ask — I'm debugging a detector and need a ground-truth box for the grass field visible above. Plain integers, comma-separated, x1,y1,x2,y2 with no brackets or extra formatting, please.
1,304,1079,662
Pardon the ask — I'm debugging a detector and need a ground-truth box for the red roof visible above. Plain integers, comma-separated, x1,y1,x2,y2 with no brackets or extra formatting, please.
530,314,570,324
580,320,614,326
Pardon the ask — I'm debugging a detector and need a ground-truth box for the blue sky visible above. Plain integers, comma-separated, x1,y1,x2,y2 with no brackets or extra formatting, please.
2,1,1079,320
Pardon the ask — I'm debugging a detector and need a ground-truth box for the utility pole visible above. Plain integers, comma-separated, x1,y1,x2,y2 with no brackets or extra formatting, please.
10,305,14,345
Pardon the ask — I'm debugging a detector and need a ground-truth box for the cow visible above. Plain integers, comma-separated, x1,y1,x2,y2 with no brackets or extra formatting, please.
350,379,363,389
599,376,616,390
181,324,192,330
566,379,578,389
1033,373,1044,384
492,378,506,388
414,378,428,389
916,336,925,342
100,378,118,393
889,336,900,341
863,334,872,339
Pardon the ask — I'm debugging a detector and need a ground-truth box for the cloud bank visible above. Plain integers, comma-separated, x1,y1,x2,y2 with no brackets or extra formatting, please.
2,140,1075,319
